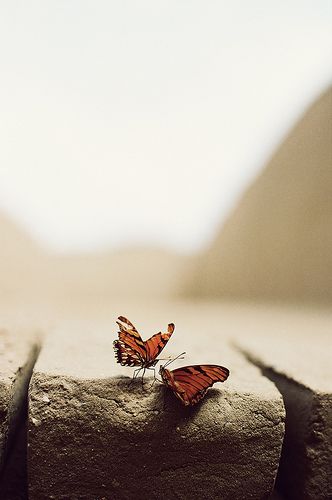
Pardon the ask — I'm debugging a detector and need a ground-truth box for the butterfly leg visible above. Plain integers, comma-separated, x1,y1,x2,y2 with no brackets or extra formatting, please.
129,368,141,387
148,367,157,388
147,367,162,387
141,368,146,388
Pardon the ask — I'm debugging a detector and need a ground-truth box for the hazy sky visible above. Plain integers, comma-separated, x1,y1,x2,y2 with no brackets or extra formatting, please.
0,1,331,254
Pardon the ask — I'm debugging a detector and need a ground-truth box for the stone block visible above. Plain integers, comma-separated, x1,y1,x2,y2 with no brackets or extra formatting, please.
28,313,285,499
235,318,332,500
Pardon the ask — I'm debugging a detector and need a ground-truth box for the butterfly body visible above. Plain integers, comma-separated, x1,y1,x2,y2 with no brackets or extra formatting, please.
113,316,174,379
160,364,229,406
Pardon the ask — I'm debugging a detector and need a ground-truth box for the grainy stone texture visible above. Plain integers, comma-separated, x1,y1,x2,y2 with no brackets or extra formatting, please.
0,326,40,497
235,318,332,500
28,304,285,500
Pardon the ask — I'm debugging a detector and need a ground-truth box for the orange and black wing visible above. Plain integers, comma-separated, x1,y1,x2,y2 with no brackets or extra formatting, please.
113,339,143,367
115,316,148,364
165,364,229,406
145,323,175,362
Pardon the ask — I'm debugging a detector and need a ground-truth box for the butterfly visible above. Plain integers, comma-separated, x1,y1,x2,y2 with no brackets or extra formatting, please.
160,362,229,406
113,316,175,382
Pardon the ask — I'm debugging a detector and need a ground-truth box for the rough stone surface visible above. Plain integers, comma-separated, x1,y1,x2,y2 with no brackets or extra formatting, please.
235,316,332,500
0,325,40,497
28,303,285,500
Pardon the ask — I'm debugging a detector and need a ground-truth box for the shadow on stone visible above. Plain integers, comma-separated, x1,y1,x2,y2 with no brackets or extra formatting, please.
0,415,28,500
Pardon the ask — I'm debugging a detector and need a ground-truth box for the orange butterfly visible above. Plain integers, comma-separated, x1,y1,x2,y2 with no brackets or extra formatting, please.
160,362,229,406
113,316,175,382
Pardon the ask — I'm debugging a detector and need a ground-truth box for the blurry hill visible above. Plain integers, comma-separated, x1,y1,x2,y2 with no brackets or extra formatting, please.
186,86,332,304
0,212,187,300
0,211,49,298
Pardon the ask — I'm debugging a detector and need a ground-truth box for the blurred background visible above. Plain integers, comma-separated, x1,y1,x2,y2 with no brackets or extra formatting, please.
0,1,331,305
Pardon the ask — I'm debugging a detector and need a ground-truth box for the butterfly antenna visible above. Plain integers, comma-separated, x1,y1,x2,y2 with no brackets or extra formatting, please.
164,352,186,368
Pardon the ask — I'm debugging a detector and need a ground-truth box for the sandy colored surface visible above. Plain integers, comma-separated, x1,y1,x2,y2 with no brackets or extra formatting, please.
235,323,332,500
234,325,332,394
28,300,285,499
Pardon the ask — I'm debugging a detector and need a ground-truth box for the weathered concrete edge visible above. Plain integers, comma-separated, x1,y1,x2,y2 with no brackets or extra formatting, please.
0,338,41,486
233,342,332,500
28,365,285,499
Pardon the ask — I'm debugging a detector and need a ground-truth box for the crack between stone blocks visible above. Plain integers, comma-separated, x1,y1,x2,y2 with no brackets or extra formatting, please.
231,339,314,395
0,337,42,498
231,341,332,500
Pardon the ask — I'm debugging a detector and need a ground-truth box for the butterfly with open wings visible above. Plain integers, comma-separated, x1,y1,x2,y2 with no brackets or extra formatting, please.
113,316,175,382
160,361,229,406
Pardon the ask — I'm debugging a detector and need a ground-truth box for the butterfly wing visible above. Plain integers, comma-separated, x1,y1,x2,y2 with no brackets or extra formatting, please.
145,323,175,363
114,317,175,368
161,364,229,406
113,339,143,367
115,316,147,365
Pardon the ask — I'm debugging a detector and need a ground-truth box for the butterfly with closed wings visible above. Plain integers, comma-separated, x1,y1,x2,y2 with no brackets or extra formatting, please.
113,316,175,383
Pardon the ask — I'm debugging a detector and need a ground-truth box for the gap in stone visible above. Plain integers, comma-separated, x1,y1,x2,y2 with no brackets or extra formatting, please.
233,345,314,500
0,342,41,499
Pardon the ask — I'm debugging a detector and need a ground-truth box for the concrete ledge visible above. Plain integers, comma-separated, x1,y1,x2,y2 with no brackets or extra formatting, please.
0,326,40,496
28,318,285,499
235,315,332,500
